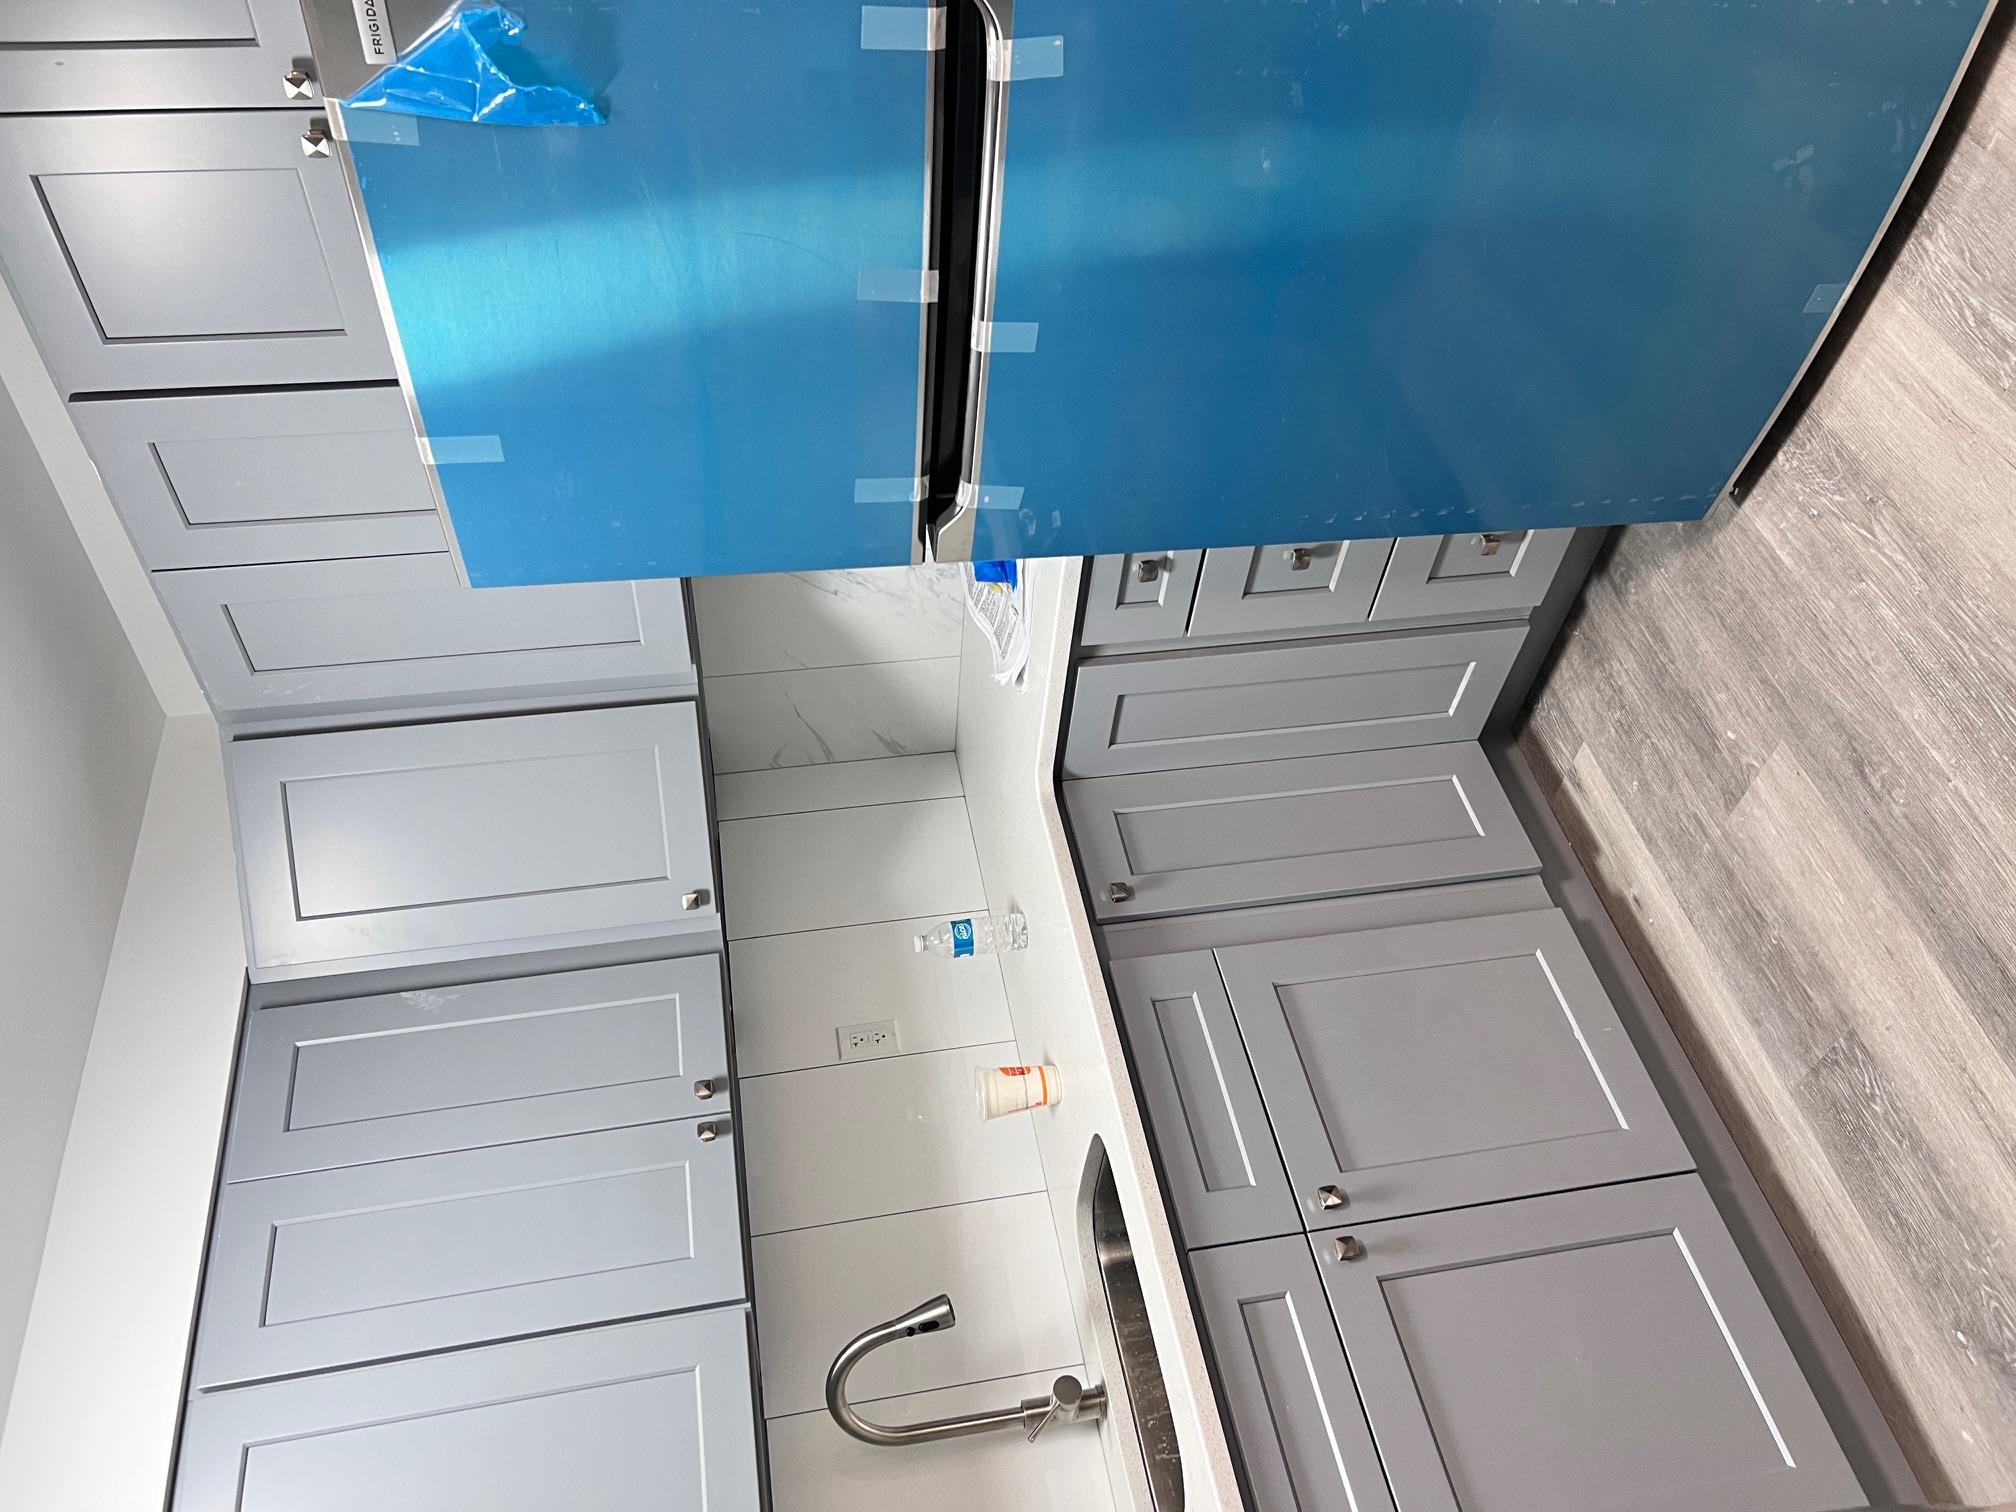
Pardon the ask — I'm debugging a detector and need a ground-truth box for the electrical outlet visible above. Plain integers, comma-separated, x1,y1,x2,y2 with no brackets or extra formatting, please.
837,1019,900,1062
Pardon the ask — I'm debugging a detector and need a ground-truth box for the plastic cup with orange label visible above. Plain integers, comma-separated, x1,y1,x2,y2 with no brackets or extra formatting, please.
976,1063,1060,1119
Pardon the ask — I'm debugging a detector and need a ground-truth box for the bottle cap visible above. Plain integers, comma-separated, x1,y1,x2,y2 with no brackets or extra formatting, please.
913,934,926,953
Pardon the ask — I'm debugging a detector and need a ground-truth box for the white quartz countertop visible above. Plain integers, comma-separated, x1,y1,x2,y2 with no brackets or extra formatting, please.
955,557,1244,1512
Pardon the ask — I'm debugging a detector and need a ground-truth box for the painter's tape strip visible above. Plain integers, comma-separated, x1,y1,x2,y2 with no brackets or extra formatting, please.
854,477,928,505
858,266,940,303
1804,283,1847,316
335,107,422,146
973,321,1039,354
988,35,1064,81
861,5,946,51
419,434,505,465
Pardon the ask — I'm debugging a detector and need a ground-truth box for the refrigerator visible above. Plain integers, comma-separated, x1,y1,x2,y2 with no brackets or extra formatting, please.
302,0,1996,585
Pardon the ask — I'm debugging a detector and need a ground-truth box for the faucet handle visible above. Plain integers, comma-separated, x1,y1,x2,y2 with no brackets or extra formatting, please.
1027,1374,1089,1441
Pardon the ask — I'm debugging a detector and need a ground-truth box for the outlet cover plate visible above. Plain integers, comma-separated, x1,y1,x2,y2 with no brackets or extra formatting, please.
837,1019,900,1062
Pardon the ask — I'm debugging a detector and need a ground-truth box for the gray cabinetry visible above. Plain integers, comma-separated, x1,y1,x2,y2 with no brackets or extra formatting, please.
1110,953,1296,1248
226,958,729,1181
1220,909,1692,1228
174,1309,761,1511
228,703,718,980
1312,1177,1863,1512
0,112,391,394
1066,744,1538,921
1372,529,1574,620
1081,551,1202,646
157,557,695,718
0,1,319,113
1064,626,1525,778
72,387,444,568
194,1117,744,1387
1191,539,1395,637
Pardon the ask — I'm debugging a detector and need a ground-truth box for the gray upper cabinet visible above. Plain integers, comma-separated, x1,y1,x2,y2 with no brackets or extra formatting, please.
1191,1238,1395,1512
1372,529,1574,620
226,958,730,1181
1081,551,1202,646
1312,1177,1864,1512
156,556,695,719
194,1117,744,1388
1110,952,1297,1249
1065,744,1539,921
228,703,718,980
1220,909,1692,1228
72,387,444,568
1064,625,1526,778
0,113,392,395
174,1309,761,1511
1191,539,1395,638
0,1,320,113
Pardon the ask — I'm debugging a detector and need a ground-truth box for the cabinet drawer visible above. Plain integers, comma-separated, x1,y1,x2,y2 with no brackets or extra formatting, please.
0,0,318,113
157,556,695,719
1065,744,1538,921
175,1309,760,1510
228,703,718,979
1064,625,1525,778
1081,551,1202,645
1372,529,1574,620
1220,909,1691,1228
1311,1178,1862,1512
194,1116,745,1388
0,113,391,394
1191,539,1395,637
226,958,730,1182
74,388,443,569
1111,953,1297,1249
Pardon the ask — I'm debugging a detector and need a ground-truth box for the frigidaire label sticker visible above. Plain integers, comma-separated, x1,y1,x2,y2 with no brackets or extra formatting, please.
351,0,394,64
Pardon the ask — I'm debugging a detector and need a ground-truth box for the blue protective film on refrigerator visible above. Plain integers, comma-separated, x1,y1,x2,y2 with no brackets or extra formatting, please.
345,0,933,584
345,4,606,127
970,0,1992,562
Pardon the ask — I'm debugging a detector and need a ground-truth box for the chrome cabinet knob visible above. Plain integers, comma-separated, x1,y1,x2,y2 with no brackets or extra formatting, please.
1285,545,1315,571
1476,533,1503,557
1135,557,1162,584
300,123,332,158
694,1078,715,1100
1107,882,1134,905
697,1121,721,1143
1316,1185,1346,1210
283,68,316,100
682,889,708,911
1333,1235,1365,1262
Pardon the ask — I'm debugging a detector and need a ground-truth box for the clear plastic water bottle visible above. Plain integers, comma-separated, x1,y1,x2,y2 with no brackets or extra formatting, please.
915,911,1028,958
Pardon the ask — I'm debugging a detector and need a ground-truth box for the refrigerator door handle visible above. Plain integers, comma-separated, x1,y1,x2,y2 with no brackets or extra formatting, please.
929,0,1011,564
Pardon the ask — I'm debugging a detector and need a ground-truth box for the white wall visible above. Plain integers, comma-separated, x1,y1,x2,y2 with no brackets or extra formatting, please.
0,379,164,1433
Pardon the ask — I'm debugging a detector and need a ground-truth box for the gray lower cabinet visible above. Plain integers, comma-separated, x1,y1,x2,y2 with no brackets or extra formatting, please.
1081,551,1203,646
193,1117,744,1388
1220,909,1693,1227
226,958,730,1181
1191,539,1395,637
1111,953,1297,1249
1064,625,1525,778
1310,1177,1864,1512
0,112,391,395
173,1309,761,1511
0,1,319,113
1066,744,1539,921
72,387,445,568
228,702,718,980
1371,529,1574,620
156,556,695,718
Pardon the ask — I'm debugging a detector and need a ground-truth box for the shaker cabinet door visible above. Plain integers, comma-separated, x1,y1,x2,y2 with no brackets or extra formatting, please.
1081,552,1203,646
194,1117,745,1388
1311,1178,1863,1512
1190,539,1395,637
72,388,444,569
0,113,391,394
1220,909,1692,1227
1191,1238,1395,1512
228,703,718,979
0,0,318,113
226,958,730,1181
174,1310,760,1512
1065,745,1538,921
1110,953,1297,1248
1371,529,1574,621
155,556,694,719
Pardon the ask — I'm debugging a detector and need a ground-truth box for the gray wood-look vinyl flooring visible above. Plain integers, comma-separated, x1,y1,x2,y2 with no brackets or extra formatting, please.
1519,18,2016,1505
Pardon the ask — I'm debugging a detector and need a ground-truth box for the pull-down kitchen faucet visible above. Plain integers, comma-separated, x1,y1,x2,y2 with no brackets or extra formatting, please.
825,1294,1107,1447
